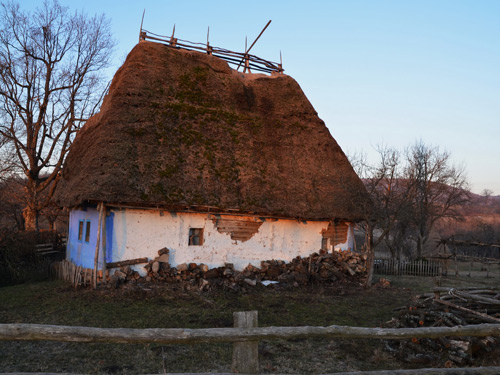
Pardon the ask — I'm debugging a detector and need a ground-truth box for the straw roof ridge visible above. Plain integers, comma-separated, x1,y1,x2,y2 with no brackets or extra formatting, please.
54,41,370,221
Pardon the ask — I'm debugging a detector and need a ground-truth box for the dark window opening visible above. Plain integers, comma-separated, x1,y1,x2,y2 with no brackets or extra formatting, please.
78,221,84,241
85,221,91,243
189,228,203,246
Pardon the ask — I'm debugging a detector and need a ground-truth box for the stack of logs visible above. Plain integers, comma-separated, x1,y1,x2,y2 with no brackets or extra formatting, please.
386,287,500,367
108,248,367,290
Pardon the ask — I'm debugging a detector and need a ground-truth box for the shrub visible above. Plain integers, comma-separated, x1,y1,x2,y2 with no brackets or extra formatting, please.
0,231,59,287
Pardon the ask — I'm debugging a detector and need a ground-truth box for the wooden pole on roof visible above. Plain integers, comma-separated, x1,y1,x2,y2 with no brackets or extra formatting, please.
237,20,272,71
93,202,104,290
170,24,177,47
207,26,212,55
244,37,249,73
139,9,146,42
279,50,283,74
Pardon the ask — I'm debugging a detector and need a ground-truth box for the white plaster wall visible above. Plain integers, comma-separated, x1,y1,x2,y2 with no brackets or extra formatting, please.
109,208,354,275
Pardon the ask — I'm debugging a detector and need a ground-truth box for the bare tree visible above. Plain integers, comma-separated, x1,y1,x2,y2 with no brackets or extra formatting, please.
350,146,414,285
0,0,114,231
482,189,494,198
0,133,15,181
480,189,494,206
350,141,470,284
404,141,470,259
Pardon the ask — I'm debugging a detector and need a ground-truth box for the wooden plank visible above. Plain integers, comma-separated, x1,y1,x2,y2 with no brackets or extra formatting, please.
214,218,263,242
329,367,500,375
2,322,500,344
321,222,348,246
2,368,500,375
35,243,60,256
107,258,148,269
232,311,259,374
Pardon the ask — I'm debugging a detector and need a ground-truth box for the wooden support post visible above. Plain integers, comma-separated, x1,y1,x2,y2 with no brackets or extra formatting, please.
93,202,104,290
169,24,177,47
102,206,107,285
232,311,259,374
434,289,441,300
244,54,250,73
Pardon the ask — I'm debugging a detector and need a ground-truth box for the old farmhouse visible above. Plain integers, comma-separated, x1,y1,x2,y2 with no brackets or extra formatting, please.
54,40,370,275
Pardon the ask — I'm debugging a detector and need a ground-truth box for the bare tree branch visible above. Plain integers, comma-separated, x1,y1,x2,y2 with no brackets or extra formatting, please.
0,0,115,231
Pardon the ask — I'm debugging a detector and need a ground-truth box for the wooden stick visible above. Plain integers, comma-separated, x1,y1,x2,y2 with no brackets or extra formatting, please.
138,9,145,42
451,290,500,305
433,299,500,323
107,258,148,269
2,322,500,344
236,20,272,71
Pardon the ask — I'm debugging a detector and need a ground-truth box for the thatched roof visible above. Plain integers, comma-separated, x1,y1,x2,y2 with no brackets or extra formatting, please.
54,41,370,221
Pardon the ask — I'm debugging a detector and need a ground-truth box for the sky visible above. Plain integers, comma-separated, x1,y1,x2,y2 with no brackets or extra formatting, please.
21,0,500,195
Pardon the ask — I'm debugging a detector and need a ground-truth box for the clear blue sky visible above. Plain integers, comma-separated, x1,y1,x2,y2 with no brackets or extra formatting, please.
23,1,500,194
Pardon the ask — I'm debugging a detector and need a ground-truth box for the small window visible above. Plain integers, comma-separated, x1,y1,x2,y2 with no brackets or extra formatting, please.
188,228,203,246
85,221,91,243
78,221,84,241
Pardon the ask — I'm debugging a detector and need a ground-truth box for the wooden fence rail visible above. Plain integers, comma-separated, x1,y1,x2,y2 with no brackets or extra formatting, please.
2,322,500,344
140,29,284,74
1,312,500,374
374,259,443,277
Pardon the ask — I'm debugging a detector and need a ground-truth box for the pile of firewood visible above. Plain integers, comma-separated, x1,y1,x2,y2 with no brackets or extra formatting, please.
385,287,500,367
108,249,367,290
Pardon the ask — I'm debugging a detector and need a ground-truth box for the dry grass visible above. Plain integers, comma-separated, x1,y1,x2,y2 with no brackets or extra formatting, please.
0,273,498,374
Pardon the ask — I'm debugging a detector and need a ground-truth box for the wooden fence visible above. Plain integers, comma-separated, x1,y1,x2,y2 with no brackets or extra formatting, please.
438,255,500,278
1,311,500,374
52,259,103,288
139,29,284,74
374,259,443,277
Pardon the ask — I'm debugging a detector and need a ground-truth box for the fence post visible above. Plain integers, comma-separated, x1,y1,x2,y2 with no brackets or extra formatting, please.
232,311,259,374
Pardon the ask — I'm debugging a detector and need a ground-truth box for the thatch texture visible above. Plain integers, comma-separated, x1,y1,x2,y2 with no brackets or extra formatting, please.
54,41,369,221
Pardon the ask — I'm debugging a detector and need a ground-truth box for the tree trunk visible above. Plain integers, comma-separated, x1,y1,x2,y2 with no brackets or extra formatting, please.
364,226,375,288
22,180,40,233
416,233,424,259
23,205,39,233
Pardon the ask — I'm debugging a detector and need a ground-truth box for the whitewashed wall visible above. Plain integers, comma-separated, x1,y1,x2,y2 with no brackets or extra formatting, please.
108,208,355,275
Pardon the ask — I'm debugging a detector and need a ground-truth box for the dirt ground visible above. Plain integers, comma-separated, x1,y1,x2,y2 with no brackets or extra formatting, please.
0,274,499,374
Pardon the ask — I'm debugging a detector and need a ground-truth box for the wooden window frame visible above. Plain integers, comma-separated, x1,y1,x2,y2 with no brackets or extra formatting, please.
188,228,204,246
